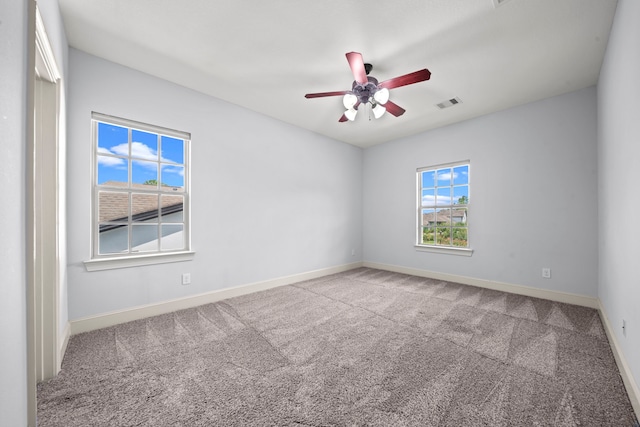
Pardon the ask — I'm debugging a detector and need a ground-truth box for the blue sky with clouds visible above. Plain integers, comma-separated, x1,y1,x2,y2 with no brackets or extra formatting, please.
97,123,185,188
421,165,469,207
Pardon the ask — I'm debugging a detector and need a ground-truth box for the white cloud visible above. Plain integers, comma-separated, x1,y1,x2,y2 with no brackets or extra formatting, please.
437,171,458,181
110,141,159,161
108,143,128,157
422,195,453,206
101,142,180,172
97,147,126,167
130,142,159,160
162,166,184,177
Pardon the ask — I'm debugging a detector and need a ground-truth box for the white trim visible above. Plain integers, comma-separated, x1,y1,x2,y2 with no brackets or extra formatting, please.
415,245,474,257
91,112,190,140
598,302,640,418
417,161,471,250
70,262,363,334
58,322,70,369
90,113,191,260
417,159,471,172
33,5,63,383
34,10,60,83
84,251,195,271
363,261,599,308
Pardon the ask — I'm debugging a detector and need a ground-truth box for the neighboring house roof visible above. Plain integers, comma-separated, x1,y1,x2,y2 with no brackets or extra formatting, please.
423,209,467,225
99,181,183,225
423,212,451,224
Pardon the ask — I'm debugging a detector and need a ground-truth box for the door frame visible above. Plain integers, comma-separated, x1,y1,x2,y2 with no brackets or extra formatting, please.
27,6,62,425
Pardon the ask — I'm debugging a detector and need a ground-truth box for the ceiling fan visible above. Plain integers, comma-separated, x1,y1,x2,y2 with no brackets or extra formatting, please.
305,52,431,122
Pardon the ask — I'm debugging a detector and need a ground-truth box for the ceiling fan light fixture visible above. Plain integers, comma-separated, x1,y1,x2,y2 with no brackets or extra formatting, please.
373,88,389,105
343,93,358,110
372,103,386,119
344,108,358,121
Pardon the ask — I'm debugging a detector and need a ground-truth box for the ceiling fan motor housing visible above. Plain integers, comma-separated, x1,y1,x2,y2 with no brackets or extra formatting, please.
352,76,381,104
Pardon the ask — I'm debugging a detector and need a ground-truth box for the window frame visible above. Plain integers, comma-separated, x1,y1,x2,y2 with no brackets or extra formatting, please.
415,160,473,257
85,112,194,271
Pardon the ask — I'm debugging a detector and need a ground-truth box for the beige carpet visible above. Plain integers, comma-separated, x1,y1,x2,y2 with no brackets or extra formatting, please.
38,268,638,426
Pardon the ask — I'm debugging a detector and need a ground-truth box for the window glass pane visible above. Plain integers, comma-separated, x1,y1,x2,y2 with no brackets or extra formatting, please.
131,224,159,252
451,208,467,226
421,170,435,188
422,226,435,245
436,168,452,186
452,227,468,247
436,227,451,246
97,157,128,186
422,208,435,227
453,165,469,185
161,136,184,164
131,130,158,161
132,160,158,186
161,225,184,251
97,122,128,153
98,191,128,222
161,195,184,222
161,164,185,191
435,208,451,225
132,193,159,223
453,185,469,205
421,189,435,207
436,187,452,205
98,225,128,255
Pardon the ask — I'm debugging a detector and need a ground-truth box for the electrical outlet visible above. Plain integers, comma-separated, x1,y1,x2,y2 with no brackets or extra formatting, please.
351,248,355,256
542,268,551,279
181,273,191,285
622,319,627,337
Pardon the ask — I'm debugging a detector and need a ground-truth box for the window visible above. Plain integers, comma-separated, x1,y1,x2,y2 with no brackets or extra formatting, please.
417,161,470,253
91,113,190,261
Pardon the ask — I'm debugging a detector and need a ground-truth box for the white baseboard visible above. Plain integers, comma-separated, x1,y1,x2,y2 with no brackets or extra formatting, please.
598,303,640,418
70,262,363,335
58,322,70,371
363,261,599,308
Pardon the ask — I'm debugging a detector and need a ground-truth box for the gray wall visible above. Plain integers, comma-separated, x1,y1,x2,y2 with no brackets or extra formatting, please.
363,87,599,297
0,1,29,424
598,0,640,393
66,49,363,320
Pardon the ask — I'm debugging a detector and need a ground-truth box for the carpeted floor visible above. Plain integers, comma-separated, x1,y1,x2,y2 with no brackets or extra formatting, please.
38,268,638,426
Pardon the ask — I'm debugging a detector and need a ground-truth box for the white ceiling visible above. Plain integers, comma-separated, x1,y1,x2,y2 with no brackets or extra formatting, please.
58,0,618,148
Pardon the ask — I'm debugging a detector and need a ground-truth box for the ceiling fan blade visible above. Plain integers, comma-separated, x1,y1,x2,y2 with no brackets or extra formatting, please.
345,52,368,84
378,69,431,90
384,100,406,117
305,90,351,99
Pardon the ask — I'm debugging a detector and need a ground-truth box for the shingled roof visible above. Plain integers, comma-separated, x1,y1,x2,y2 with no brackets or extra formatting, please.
99,181,183,225
422,209,467,225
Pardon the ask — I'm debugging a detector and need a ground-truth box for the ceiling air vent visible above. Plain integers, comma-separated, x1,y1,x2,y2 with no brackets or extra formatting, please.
492,0,512,8
436,97,462,110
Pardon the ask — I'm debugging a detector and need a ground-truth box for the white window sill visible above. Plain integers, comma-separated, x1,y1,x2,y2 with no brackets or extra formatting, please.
84,251,195,271
414,245,473,257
